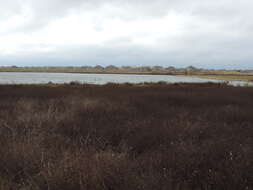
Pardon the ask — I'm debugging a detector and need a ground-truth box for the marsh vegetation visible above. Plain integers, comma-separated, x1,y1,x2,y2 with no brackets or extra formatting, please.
0,83,252,189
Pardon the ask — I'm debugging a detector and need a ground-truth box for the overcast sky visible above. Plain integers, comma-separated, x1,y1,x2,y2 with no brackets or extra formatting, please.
0,0,253,69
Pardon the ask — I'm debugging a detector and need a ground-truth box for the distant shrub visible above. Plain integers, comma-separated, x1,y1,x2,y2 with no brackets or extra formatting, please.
157,81,167,85
105,82,120,87
69,80,82,85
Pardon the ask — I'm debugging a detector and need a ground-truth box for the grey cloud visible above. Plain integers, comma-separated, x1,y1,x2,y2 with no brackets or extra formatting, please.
1,0,253,68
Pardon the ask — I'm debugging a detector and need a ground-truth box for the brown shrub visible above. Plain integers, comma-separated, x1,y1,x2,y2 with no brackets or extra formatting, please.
0,83,252,189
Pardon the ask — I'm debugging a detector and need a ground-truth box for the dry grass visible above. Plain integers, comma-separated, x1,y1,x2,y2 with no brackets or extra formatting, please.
192,74,253,82
0,83,252,190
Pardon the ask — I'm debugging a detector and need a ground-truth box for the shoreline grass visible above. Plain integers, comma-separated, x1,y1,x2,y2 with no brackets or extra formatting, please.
191,74,253,82
0,68,170,75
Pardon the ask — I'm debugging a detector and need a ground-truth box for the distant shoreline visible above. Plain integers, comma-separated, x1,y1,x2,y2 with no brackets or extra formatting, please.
0,70,173,75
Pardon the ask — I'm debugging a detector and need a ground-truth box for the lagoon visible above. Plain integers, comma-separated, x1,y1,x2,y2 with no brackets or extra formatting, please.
0,72,251,86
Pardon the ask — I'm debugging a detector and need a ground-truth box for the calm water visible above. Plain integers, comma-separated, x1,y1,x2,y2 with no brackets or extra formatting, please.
0,72,251,86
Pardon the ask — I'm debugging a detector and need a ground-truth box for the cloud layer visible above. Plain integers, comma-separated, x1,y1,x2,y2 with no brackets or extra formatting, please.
0,0,253,69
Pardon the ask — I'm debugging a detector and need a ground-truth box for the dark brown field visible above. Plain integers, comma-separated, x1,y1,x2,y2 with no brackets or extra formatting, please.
0,83,252,190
